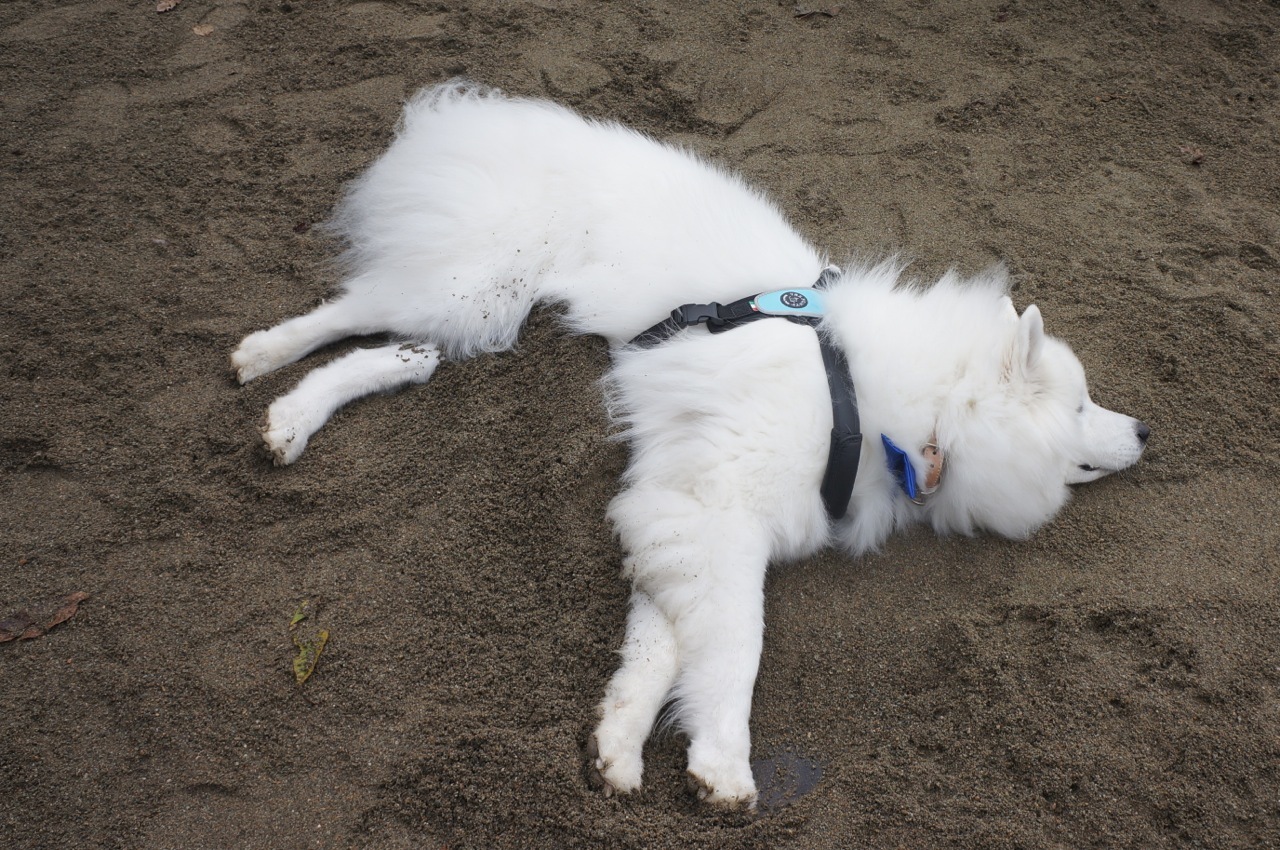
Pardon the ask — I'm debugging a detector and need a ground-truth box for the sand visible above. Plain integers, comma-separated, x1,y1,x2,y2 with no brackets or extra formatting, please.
2,1,1278,847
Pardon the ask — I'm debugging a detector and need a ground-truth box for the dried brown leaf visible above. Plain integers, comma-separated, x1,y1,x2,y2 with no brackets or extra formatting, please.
156,0,180,12
45,591,90,630
192,23,215,36
0,592,89,643
0,611,37,643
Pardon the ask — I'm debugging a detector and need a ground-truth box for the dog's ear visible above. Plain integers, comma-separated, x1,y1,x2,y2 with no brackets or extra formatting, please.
1010,304,1045,379
1018,304,1044,368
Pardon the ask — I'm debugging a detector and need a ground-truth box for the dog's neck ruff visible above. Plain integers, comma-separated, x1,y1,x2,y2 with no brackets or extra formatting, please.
629,268,863,520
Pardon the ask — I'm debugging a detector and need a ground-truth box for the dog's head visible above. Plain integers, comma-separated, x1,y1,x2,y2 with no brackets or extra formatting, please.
927,303,1149,540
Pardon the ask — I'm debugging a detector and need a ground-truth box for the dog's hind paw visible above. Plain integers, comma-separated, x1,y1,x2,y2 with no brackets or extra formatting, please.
230,331,282,384
586,734,642,799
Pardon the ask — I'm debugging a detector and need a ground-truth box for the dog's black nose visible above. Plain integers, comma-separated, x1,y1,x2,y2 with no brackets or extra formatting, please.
1135,422,1151,444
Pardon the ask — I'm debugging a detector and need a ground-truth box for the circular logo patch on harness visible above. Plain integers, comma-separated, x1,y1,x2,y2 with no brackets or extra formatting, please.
780,291,809,309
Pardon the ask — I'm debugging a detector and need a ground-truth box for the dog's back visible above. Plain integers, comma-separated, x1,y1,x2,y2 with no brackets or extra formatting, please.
328,81,826,353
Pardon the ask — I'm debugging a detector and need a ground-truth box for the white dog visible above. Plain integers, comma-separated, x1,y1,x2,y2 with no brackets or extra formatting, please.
232,82,1149,807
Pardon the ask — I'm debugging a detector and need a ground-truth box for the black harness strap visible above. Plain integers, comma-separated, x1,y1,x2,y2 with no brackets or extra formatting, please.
816,334,862,519
628,277,862,520
629,294,767,347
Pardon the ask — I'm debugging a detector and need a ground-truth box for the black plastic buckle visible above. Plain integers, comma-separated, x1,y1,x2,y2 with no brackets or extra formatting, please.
673,302,724,329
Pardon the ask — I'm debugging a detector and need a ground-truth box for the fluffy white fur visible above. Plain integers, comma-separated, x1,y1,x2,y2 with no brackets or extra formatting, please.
231,82,1148,807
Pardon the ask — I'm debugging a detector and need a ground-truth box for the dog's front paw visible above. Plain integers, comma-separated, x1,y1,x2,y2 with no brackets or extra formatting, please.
261,421,307,466
586,733,643,798
686,752,758,809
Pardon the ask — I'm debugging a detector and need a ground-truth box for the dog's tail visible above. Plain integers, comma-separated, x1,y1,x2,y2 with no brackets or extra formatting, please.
397,78,503,133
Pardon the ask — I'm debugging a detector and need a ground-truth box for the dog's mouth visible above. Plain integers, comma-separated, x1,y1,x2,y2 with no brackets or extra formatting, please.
1066,462,1120,485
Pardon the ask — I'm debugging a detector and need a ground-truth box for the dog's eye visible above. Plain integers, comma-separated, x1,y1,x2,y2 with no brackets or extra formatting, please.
1078,464,1098,472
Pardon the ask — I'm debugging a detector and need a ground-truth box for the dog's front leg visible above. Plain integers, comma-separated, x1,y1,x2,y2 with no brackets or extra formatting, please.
666,548,766,810
601,494,770,807
589,590,679,797
621,521,766,808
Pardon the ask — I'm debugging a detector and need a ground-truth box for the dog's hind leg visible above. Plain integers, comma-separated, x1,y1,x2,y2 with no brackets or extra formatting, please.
232,296,386,384
589,590,679,797
259,342,439,465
